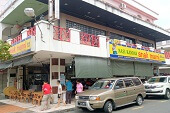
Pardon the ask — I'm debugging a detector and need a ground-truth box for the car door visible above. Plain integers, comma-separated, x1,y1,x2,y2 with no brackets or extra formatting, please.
123,79,136,103
114,79,128,106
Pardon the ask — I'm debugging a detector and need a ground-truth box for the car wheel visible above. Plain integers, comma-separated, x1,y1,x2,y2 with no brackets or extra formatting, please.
136,95,143,106
104,101,113,113
164,89,170,99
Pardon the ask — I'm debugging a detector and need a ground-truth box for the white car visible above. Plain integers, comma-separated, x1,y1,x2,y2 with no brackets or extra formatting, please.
144,76,170,99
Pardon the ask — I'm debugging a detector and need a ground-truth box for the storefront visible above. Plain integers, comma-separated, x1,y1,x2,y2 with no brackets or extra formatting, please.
74,39,165,79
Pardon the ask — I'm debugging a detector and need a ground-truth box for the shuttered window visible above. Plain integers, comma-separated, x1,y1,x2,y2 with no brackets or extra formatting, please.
75,56,112,78
111,60,135,76
134,62,153,76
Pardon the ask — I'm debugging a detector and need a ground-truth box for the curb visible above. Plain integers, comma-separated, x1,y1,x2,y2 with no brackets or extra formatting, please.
49,107,76,113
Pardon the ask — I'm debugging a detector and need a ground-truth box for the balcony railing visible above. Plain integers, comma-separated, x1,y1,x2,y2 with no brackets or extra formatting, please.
11,34,22,45
53,26,70,42
27,26,36,37
80,32,100,47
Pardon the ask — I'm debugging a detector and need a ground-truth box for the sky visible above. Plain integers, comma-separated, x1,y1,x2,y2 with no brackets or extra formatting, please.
139,0,170,29
0,0,170,29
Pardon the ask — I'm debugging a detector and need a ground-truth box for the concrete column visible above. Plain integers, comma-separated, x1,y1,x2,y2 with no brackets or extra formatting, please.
21,29,29,40
50,58,59,103
69,28,81,44
50,58,66,103
98,35,108,57
7,69,10,87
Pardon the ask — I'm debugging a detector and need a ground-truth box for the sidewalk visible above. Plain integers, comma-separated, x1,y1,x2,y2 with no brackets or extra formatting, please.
0,99,75,113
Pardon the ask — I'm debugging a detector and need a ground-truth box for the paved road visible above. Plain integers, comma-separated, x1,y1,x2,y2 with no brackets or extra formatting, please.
67,97,170,113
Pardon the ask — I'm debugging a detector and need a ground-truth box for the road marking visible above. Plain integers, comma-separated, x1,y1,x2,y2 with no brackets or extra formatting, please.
160,100,168,103
132,106,144,110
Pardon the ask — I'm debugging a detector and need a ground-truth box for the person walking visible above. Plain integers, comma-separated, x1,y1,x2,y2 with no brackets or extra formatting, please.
66,79,73,104
56,80,66,107
75,80,83,94
40,80,52,111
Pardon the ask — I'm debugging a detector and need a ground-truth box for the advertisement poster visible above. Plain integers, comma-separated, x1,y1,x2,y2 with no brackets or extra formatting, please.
109,39,165,63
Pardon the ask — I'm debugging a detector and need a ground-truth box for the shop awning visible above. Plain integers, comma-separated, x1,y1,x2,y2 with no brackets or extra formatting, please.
75,56,112,78
0,62,12,70
13,55,33,67
1,0,48,25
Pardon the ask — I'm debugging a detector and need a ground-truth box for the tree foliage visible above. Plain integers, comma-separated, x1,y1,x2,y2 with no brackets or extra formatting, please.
0,40,12,61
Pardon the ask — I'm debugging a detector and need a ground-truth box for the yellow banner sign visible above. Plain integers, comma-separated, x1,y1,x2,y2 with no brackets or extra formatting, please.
110,43,165,63
9,36,32,56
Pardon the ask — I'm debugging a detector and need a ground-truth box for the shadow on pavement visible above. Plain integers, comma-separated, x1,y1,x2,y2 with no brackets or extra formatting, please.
145,96,166,100
75,104,137,113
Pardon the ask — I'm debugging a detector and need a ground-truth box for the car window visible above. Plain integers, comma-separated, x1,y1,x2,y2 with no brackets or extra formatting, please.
148,77,167,83
132,78,141,86
91,80,115,89
124,79,134,87
114,80,124,89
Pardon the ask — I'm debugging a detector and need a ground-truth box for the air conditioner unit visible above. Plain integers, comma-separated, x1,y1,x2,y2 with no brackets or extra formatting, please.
120,3,126,9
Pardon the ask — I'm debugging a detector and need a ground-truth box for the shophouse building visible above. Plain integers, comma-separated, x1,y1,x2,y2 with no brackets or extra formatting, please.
0,0,170,98
157,39,170,75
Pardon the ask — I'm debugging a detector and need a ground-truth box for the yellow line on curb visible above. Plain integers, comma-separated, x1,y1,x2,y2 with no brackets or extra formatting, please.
132,106,144,110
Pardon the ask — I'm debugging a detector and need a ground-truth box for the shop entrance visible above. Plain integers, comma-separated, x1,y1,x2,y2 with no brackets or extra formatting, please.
24,66,49,91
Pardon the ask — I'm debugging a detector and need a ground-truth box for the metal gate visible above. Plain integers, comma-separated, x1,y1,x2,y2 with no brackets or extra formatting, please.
0,72,7,93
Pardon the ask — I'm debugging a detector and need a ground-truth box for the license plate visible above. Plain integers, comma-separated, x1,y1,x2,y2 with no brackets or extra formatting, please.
78,102,86,106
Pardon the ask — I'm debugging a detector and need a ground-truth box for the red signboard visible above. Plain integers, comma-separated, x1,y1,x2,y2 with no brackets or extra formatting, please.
165,51,170,59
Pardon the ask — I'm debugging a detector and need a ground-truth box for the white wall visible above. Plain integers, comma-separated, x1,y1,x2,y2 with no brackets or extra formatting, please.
35,20,108,58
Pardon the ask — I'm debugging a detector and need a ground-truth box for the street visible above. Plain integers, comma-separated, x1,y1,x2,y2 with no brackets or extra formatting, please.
67,97,170,113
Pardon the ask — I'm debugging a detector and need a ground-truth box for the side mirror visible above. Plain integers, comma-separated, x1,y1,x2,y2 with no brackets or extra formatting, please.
168,80,170,83
114,86,120,89
144,81,148,84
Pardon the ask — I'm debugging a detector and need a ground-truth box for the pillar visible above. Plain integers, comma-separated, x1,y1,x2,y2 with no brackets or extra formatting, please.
50,58,66,103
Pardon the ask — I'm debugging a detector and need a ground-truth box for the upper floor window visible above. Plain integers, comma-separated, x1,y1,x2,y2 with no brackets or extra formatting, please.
110,33,135,44
138,40,153,47
66,20,106,36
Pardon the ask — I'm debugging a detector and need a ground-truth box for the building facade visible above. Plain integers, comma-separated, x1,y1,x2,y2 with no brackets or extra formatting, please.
0,0,170,98
157,40,170,75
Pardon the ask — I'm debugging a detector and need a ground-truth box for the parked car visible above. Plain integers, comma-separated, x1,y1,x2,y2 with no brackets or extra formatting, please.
75,77,146,113
144,76,170,99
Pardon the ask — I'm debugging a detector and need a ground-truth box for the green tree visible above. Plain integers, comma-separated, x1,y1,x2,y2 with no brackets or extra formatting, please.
0,40,12,61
